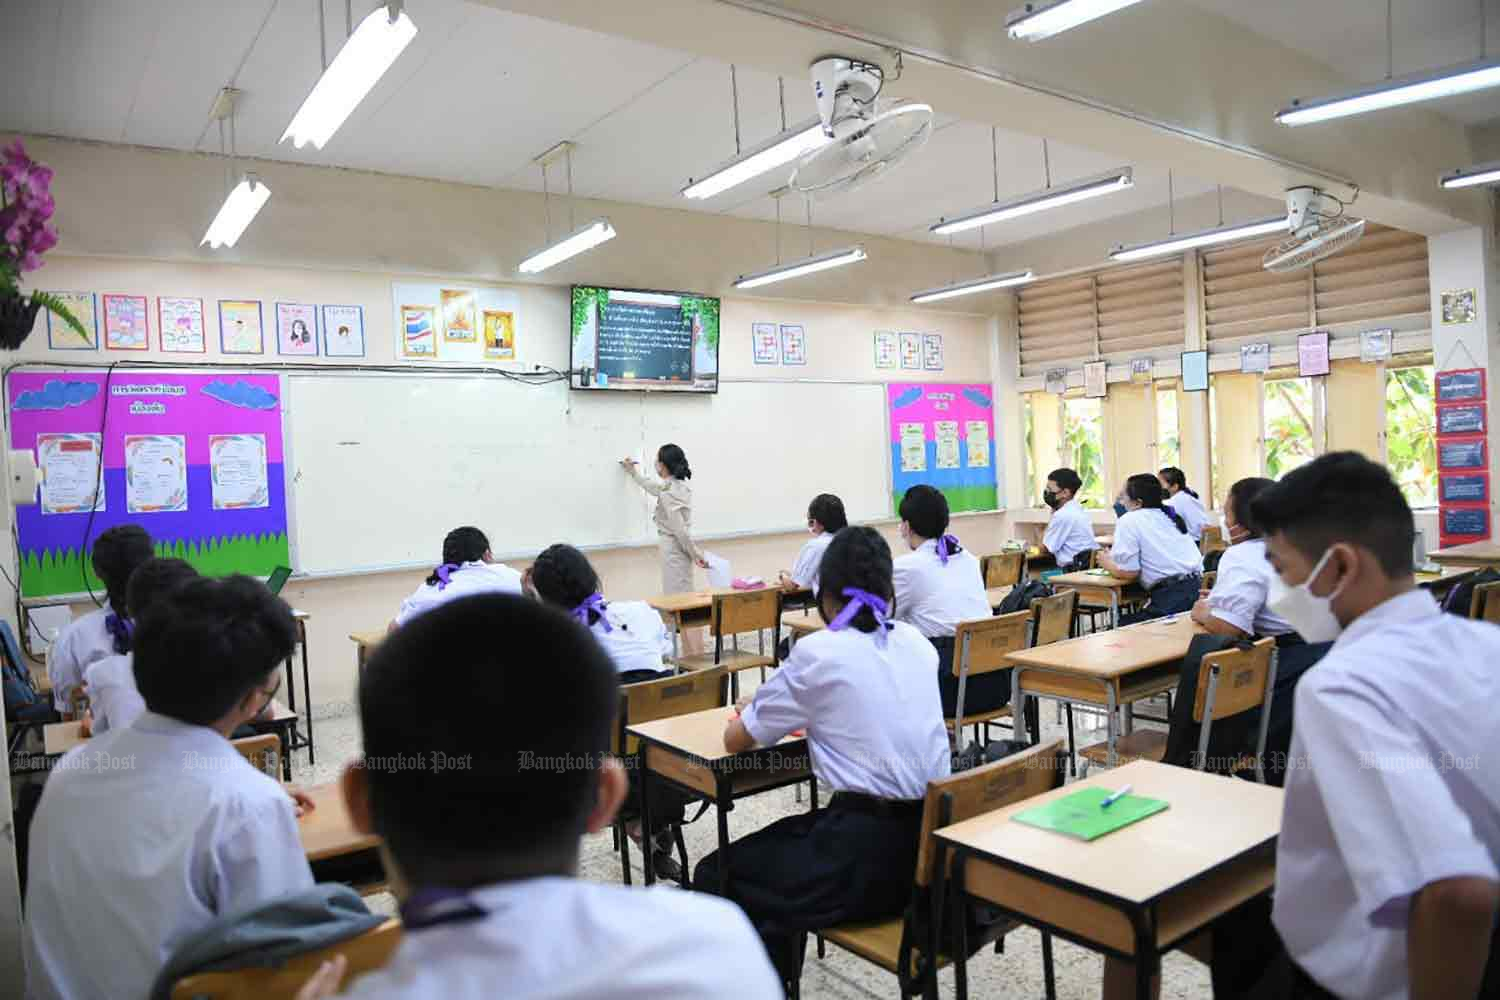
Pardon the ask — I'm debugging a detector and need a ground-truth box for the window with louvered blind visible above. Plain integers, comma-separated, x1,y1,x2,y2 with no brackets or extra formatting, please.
1016,258,1184,377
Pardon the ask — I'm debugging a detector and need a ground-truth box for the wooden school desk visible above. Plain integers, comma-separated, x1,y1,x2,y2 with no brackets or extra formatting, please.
349,629,387,672
649,585,811,660
43,720,86,757
629,704,813,891
1429,541,1500,568
250,699,300,781
938,759,1282,1000
279,610,316,768
1047,569,1139,629
298,782,386,894
1008,614,1205,767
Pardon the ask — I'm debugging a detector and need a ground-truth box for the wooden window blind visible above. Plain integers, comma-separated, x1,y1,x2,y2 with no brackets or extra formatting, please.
1016,258,1184,377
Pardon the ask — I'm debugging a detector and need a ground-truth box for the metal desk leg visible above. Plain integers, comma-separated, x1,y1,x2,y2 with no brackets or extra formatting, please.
1106,684,1120,767
1123,701,1135,736
951,852,971,1000
1130,908,1157,1000
299,620,314,765
669,613,682,668
715,772,732,896
640,750,656,887
1109,590,1120,630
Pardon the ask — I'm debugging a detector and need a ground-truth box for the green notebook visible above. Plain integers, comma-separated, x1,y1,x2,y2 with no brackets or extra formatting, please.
1012,788,1169,841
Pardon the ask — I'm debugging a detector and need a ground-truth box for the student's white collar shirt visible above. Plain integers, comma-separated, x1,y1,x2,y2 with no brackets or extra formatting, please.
1108,509,1202,588
741,622,952,800
24,712,313,1000
341,878,782,999
1203,539,1293,636
892,540,991,639
395,561,524,626
1166,490,1208,541
46,605,116,712
1042,499,1098,568
590,600,672,676
82,652,146,735
789,531,834,593
1273,590,1500,1000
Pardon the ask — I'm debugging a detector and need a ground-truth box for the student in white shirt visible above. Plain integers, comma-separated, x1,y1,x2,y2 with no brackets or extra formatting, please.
527,543,672,683
46,523,155,714
301,593,780,1000
393,526,523,627
778,492,846,595
24,575,315,1000
1101,474,1203,624
1159,466,1209,541
698,526,952,992
1041,467,1099,571
891,484,998,717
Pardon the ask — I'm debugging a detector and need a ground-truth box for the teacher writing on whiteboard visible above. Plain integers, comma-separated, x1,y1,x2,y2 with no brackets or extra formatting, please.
622,444,710,597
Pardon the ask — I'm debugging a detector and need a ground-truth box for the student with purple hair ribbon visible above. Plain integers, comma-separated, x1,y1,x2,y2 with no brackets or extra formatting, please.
392,526,523,628
48,524,155,717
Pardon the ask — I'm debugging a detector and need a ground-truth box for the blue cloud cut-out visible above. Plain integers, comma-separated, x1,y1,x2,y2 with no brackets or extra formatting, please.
891,387,923,409
201,379,279,410
962,388,993,408
13,379,100,411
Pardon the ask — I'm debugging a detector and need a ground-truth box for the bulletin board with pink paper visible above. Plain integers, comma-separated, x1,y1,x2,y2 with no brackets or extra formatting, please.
886,382,997,513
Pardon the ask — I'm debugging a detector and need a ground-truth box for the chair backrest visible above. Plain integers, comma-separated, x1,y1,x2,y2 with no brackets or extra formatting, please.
1200,524,1226,555
711,589,781,637
615,666,729,755
1470,580,1500,624
1193,638,1277,782
1202,570,1217,591
952,611,1031,679
914,740,1066,888
231,733,281,780
1029,590,1077,647
983,552,1025,589
169,918,402,1000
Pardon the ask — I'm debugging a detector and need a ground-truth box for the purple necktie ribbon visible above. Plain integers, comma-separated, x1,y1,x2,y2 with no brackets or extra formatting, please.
104,612,134,654
935,534,961,565
826,587,892,647
573,593,612,632
433,563,460,591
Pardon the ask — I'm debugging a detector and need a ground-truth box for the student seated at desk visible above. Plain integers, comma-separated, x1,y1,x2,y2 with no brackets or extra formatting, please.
311,594,780,1000
527,543,671,684
1100,474,1203,624
1041,467,1099,572
696,526,952,990
24,576,314,1000
1159,465,1208,541
778,492,847,594
83,557,198,735
393,526,522,627
47,523,154,715
891,484,999,717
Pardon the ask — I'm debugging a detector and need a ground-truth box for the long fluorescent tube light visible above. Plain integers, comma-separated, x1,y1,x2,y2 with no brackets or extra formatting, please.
518,219,617,274
1109,217,1287,262
932,167,1133,235
911,270,1035,304
1276,57,1500,126
734,246,867,290
200,174,271,249
682,117,831,200
1441,160,1500,189
281,2,418,149
1006,0,1147,41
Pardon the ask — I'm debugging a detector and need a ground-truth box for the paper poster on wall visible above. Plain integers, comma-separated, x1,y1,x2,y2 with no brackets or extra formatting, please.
780,325,807,365
923,334,944,371
1441,288,1477,325
37,433,104,515
934,421,961,469
1436,369,1485,402
219,300,264,355
276,302,318,356
102,293,148,351
125,435,189,513
400,305,436,357
1180,351,1209,392
441,288,478,342
1297,331,1330,376
158,297,205,353
1439,436,1487,470
1443,506,1489,538
1438,403,1486,436
392,283,521,364
1441,473,1489,504
966,420,990,468
1240,342,1269,374
751,323,779,365
899,333,921,370
320,304,365,358
46,292,98,350
887,382,998,513
899,423,926,472
482,310,515,360
209,434,269,510
1360,328,1393,363
1130,358,1152,384
874,331,898,369
1044,369,1067,395
1084,361,1107,398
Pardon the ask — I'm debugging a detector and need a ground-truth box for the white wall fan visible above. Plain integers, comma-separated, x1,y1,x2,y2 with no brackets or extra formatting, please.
1262,186,1366,272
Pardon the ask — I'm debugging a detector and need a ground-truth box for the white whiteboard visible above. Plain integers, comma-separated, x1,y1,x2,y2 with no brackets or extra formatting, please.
285,374,890,575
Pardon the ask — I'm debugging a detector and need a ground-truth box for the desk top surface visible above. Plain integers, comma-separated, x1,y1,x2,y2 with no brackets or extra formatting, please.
1006,614,1205,678
1049,570,1132,591
628,705,806,761
299,782,381,862
43,720,87,756
1430,542,1500,565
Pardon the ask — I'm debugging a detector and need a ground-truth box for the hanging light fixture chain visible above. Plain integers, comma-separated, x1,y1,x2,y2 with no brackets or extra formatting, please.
730,65,742,156
775,194,783,265
541,162,551,245
778,77,787,131
317,0,327,71
1483,0,1489,59
1217,184,1224,226
218,118,228,198
806,198,814,256
1042,138,1052,189
346,0,352,37
1386,0,1394,80
1168,170,1175,236
992,127,1000,203
565,144,576,233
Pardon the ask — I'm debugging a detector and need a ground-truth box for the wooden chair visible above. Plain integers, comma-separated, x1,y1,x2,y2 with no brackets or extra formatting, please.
1200,524,1226,556
1469,580,1500,623
1202,570,1217,591
612,666,730,887
949,611,1031,746
1078,638,1279,780
231,733,281,780
674,589,781,700
807,741,1069,1000
169,918,401,1000
982,551,1025,589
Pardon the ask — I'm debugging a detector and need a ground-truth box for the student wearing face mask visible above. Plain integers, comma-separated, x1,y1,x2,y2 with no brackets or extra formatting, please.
1040,468,1099,572
1099,474,1203,624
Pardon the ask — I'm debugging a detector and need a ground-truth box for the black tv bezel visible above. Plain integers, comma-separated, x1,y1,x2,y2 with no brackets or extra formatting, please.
569,284,721,395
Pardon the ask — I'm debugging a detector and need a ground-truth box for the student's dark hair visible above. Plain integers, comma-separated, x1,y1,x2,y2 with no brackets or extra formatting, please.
899,484,957,550
91,524,155,612
531,544,604,625
1250,451,1414,577
1225,477,1276,539
817,526,895,632
125,558,198,621
807,493,848,532
1047,468,1083,495
359,594,618,881
1126,473,1187,534
657,443,691,480
427,526,490,585
1158,466,1198,499
134,575,297,726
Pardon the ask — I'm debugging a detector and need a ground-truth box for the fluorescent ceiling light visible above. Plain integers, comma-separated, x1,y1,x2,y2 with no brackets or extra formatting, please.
734,246,867,290
281,3,418,149
518,219,617,274
1006,0,1147,41
200,174,271,249
911,270,1035,304
1441,160,1500,189
682,117,831,200
1109,217,1287,262
1276,57,1500,126
932,167,1133,235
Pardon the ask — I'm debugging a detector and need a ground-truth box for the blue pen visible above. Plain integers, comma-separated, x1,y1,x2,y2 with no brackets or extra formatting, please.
1101,784,1132,809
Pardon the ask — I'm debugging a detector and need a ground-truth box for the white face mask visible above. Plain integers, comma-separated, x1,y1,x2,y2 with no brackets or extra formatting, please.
1267,547,1346,643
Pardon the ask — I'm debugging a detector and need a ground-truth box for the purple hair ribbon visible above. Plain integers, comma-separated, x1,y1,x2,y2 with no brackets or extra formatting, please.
433,563,460,591
826,587,892,647
573,593,612,632
935,534,961,565
104,612,134,654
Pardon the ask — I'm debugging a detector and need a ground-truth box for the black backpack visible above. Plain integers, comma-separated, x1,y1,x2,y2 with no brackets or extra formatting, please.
995,579,1052,616
1442,568,1500,617
2,620,52,724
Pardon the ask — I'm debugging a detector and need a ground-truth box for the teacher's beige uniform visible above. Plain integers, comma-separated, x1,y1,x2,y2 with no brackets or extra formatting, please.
627,467,702,593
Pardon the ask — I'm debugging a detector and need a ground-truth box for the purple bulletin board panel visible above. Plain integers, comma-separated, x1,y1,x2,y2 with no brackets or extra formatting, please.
7,371,289,599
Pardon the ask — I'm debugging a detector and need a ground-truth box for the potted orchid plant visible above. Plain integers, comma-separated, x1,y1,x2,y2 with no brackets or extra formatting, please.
1,141,84,349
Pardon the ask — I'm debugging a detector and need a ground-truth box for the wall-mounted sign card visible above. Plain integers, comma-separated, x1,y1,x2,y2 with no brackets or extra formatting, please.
1130,358,1152,384
481,309,514,361
1044,369,1068,395
780,324,806,365
1180,350,1209,392
399,304,437,358
1437,403,1486,436
158,297,206,353
1440,473,1489,504
1441,288,1477,325
899,332,922,370
1240,342,1270,374
1438,436,1487,470
1436,368,1485,403
922,333,944,371
1360,328,1392,363
219,300,264,355
45,292,98,351
1297,330,1330,377
1442,505,1490,539
322,304,366,358
440,288,478,342
874,331,898,369
1083,360,1107,398
275,302,319,356
752,323,779,365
